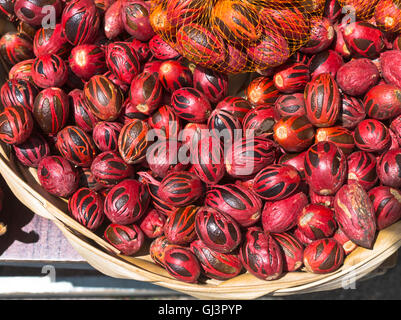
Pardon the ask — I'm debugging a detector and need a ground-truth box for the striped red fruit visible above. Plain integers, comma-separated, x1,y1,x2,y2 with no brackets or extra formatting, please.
253,164,301,201
305,73,341,128
149,35,180,60
347,151,378,191
272,232,304,272
297,204,337,240
148,105,181,140
368,186,401,230
139,208,166,238
242,105,275,137
304,141,347,196
164,205,199,244
129,72,163,115
130,39,151,62
354,119,391,153
121,0,154,41
68,188,104,230
33,24,70,58
334,182,377,249
13,133,50,168
118,119,150,164
70,89,99,132
246,77,280,106
376,149,401,188
195,207,241,254
215,96,252,122
104,224,145,255
303,238,344,274
207,109,242,145
315,126,355,155
339,95,366,129
164,247,201,283
92,121,123,152
363,84,401,120
171,87,212,123
77,168,101,191
240,227,283,281
166,0,206,26
69,44,107,81
205,183,262,227
190,239,242,280
149,236,179,267
324,0,342,23
104,179,150,225
9,59,34,83
274,93,306,119
300,17,335,54
309,50,344,78
32,54,68,88
0,79,38,112
158,60,193,93
0,105,33,145
374,0,401,32
273,63,310,94
0,32,33,67
193,66,228,104
14,0,62,26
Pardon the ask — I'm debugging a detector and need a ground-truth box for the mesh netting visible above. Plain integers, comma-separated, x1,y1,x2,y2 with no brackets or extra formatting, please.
337,0,380,21
150,0,325,74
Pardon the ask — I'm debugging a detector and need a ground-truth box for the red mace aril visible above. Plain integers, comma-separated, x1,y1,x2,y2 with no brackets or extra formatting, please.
104,179,150,225
31,54,68,88
272,232,304,272
164,247,201,283
129,72,163,116
37,155,78,197
118,119,150,164
56,126,97,167
309,189,334,207
150,236,179,267
69,45,107,81
104,0,123,39
339,94,366,129
103,71,129,93
262,191,308,233
342,21,385,59
92,121,123,152
14,0,62,26
242,105,275,137
158,60,193,93
278,151,307,179
0,105,33,145
274,93,306,119
190,240,242,280
13,133,50,168
293,227,314,246
303,238,344,274
273,116,315,153
193,66,228,104
368,186,401,230
363,84,401,120
324,0,342,23
77,168,102,191
240,227,283,281
252,164,301,201
69,89,99,132
304,141,347,196
104,223,145,255
377,149,401,188
139,209,166,238
84,75,124,121
309,50,344,78
374,0,401,32
0,79,38,112
90,151,133,187
164,205,199,245
148,105,181,140
207,109,242,145
195,206,242,254
148,35,180,60
273,63,310,94
305,73,341,128
354,119,391,153
0,32,33,67
68,188,104,230
380,50,401,88
336,58,380,97
121,0,154,41
300,17,335,54
9,59,34,83
315,126,355,155
33,24,70,58
332,227,357,255
334,182,377,249
225,136,277,179
347,151,378,191
297,204,337,240
130,39,151,64
171,87,212,123
245,76,280,106
205,183,262,227
215,96,253,123
158,171,203,207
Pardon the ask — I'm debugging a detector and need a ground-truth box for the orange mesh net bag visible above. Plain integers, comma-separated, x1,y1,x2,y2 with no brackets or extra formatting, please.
149,0,325,74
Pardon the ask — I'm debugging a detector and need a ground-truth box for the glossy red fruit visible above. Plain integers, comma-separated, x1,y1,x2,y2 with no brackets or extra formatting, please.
300,17,335,54
305,73,341,128
14,0,62,26
369,186,401,230
68,188,104,230
334,182,377,249
190,240,242,280
139,209,166,238
273,63,310,94
33,87,69,136
69,44,107,81
207,109,242,145
205,184,262,227
0,105,33,145
225,136,277,179
37,155,78,197
354,119,391,153
0,79,38,112
304,141,347,195
339,95,366,129
253,164,301,201
272,232,304,272
273,116,315,153
193,66,228,104
158,60,192,93
118,119,150,164
274,93,306,119
240,227,283,281
347,151,378,191
164,247,201,283
377,149,401,188
32,54,68,88
103,71,129,93
242,105,275,138
104,0,123,39
246,76,280,106
158,171,203,207
278,151,307,179
104,179,150,225
297,204,337,240
303,238,344,274
195,207,241,254
363,84,401,120
148,35,180,60
380,50,401,88
104,223,145,255
171,87,212,123
342,21,385,59
56,126,97,167
315,126,355,155
0,32,33,66
121,0,154,41
61,0,101,45
13,133,50,168
9,59,34,82
336,58,380,96
309,50,344,78
262,192,308,233
129,72,163,115
69,89,98,132
33,24,70,58
164,205,199,245
148,105,181,140
84,75,124,121
92,122,122,152
215,96,253,123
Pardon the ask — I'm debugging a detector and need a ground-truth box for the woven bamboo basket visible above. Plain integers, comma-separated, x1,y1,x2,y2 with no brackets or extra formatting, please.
1,20,401,300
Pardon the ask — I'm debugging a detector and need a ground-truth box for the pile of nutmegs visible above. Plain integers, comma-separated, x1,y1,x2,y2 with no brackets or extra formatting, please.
1,0,401,284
